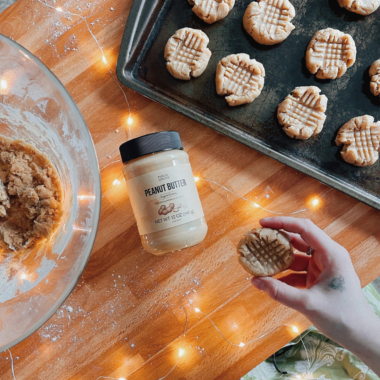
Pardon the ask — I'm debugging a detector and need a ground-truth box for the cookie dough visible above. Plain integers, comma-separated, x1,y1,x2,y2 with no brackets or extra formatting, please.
306,28,356,80
237,227,294,277
337,0,380,15
243,0,295,45
277,86,328,139
336,115,380,166
164,28,212,80
189,0,235,24
216,53,265,106
0,136,62,253
369,59,380,97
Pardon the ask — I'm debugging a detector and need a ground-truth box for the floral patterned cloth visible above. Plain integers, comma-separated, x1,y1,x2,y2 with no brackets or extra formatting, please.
241,284,380,380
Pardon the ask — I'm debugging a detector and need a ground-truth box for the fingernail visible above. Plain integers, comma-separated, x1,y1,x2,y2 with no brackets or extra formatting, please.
260,218,270,223
251,278,264,290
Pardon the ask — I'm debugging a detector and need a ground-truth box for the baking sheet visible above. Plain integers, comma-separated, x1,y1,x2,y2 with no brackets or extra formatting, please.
117,0,380,209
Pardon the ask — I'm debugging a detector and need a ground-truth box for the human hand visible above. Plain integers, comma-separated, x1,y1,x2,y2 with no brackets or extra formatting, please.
250,217,379,348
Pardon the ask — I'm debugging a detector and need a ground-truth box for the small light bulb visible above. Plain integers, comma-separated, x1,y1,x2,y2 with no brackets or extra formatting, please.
312,198,319,207
239,342,245,347
292,326,299,333
194,177,199,182
194,307,200,313
20,273,27,279
178,348,184,357
113,179,120,186
127,116,133,126
118,378,126,380
56,7,63,12
0,79,7,89
253,203,259,208
102,55,107,64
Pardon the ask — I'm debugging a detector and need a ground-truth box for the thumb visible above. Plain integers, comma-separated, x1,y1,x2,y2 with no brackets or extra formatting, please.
252,277,308,313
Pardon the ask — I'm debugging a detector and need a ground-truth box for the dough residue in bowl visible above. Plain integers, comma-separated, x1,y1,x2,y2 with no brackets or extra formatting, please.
0,135,63,256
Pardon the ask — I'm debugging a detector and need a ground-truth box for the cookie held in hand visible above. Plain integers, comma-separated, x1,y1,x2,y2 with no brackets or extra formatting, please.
237,228,294,277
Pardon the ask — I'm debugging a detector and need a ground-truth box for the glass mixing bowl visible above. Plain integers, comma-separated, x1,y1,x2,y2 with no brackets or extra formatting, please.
0,34,101,350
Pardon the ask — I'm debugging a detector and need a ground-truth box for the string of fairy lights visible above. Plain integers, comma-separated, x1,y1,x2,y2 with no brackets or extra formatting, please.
35,0,134,140
1,0,334,379
90,307,313,380
100,158,332,211
5,310,314,380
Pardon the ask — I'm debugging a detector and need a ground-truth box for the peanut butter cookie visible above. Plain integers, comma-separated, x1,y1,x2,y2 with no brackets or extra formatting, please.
189,0,235,24
237,227,294,277
337,0,380,15
164,28,212,80
277,86,328,139
243,0,296,45
369,59,380,97
216,53,265,106
306,28,356,80
336,115,380,167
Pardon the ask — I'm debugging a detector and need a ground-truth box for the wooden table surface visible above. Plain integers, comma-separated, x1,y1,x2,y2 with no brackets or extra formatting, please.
1,0,380,379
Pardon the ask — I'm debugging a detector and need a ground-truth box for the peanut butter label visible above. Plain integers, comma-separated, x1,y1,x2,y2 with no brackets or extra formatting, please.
125,163,204,235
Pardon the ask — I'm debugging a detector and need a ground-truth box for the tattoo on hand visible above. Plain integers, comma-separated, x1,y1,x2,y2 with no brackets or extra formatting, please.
329,276,345,293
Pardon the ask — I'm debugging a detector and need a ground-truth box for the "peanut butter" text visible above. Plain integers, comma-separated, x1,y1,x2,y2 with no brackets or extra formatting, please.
145,179,187,197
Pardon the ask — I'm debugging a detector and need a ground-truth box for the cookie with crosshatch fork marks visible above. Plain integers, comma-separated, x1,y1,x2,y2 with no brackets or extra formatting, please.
336,115,380,167
188,0,235,24
243,0,296,45
337,0,380,15
237,228,294,277
306,28,356,80
277,86,328,139
369,59,380,97
164,28,212,80
216,53,265,106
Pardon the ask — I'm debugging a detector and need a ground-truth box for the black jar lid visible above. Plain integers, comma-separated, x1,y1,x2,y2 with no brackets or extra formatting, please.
119,131,183,164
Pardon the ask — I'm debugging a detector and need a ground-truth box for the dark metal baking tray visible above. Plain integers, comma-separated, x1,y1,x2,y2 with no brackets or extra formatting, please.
116,0,380,209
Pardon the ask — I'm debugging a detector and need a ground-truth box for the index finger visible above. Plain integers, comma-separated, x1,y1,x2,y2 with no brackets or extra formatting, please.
260,216,332,252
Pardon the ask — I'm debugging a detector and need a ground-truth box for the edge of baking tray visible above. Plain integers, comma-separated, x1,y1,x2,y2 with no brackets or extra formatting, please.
116,0,380,211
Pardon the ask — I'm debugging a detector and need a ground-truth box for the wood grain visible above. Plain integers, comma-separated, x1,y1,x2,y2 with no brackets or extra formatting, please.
0,1,380,379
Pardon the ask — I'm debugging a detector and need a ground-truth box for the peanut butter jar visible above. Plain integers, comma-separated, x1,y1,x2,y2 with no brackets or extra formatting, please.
119,131,208,255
